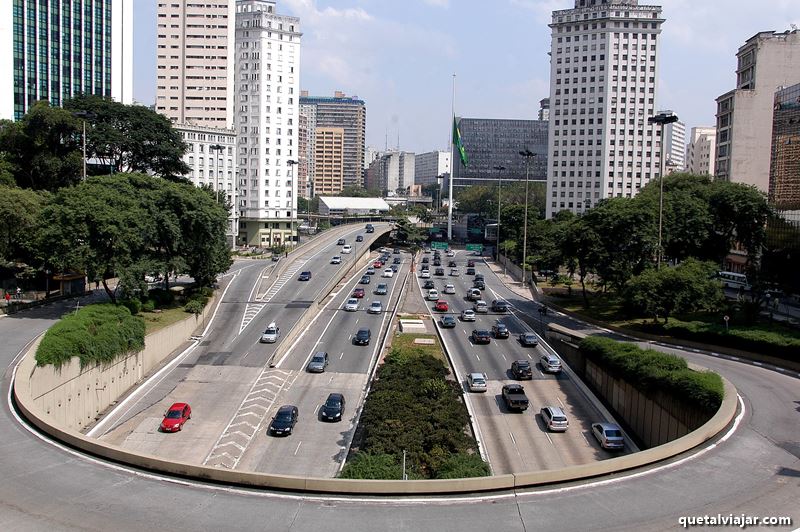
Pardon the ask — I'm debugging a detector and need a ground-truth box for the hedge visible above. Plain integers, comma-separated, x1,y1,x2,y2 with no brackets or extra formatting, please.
341,344,489,480
660,320,800,361
579,336,724,414
35,304,145,368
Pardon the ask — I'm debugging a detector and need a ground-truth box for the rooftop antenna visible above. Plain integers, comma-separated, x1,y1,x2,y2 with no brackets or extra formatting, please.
397,129,400,151
385,127,388,151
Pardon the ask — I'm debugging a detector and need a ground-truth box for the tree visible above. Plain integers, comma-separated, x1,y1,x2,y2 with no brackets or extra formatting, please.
0,185,49,264
337,185,381,198
455,186,495,217
63,95,190,181
560,217,604,306
624,259,724,324
0,101,83,191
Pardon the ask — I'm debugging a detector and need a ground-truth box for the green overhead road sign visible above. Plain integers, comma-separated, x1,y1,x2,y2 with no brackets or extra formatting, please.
431,241,448,250
466,244,483,252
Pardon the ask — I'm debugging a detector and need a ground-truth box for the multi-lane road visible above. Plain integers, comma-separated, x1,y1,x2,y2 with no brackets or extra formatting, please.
1,226,798,531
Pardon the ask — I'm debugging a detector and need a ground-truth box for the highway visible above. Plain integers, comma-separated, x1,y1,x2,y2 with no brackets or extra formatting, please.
0,243,797,530
411,251,627,475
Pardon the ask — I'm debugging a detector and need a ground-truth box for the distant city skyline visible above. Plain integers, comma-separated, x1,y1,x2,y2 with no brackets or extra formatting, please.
133,0,800,154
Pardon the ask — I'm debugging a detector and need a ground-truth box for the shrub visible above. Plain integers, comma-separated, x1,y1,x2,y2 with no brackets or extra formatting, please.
147,288,175,307
141,300,156,313
660,319,800,361
36,304,145,368
199,286,214,298
121,298,142,315
580,336,723,414
184,299,204,315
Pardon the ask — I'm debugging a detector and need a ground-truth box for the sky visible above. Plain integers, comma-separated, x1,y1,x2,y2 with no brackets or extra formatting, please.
133,0,800,153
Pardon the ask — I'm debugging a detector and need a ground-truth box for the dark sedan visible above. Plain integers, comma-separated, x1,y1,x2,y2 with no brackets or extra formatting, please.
440,315,457,328
354,327,371,345
471,329,491,344
298,271,312,281
268,405,298,436
320,393,346,422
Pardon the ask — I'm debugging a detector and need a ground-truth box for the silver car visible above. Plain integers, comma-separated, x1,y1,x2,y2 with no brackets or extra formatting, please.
461,309,476,321
368,301,383,314
474,300,488,313
344,298,359,312
306,351,329,373
592,422,625,450
260,322,280,343
540,353,562,373
466,372,488,393
540,406,569,432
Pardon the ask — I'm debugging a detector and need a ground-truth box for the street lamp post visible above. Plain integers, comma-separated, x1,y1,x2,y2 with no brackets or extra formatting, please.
492,165,505,262
519,149,536,286
647,112,679,270
209,144,225,202
287,159,299,251
72,111,96,180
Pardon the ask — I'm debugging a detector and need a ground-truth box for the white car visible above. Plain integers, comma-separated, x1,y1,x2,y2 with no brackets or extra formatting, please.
260,322,280,343
446,250,455,257
341,245,352,254
420,270,431,278
461,309,476,321
330,256,342,264
368,301,383,314
450,268,460,276
344,298,359,312
467,372,488,393
427,289,439,301
443,284,456,294
382,268,394,278
474,300,489,313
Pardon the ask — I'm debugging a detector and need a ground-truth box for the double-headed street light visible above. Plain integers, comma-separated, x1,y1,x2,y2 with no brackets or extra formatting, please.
519,149,536,286
287,159,299,251
647,112,679,270
492,165,505,261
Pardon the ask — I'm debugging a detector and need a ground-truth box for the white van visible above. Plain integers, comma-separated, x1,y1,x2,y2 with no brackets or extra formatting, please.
718,271,749,290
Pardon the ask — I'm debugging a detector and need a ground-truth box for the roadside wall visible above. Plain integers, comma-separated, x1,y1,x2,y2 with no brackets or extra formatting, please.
24,300,214,432
548,335,714,448
497,253,533,286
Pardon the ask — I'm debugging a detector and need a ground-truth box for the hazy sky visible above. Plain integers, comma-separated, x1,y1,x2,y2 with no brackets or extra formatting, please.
134,0,800,153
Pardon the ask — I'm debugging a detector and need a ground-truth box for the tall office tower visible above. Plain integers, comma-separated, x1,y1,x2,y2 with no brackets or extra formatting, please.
715,30,800,193
769,83,800,210
299,91,366,188
414,151,451,187
313,127,344,196
546,0,664,218
298,100,316,197
155,1,235,128
659,110,685,171
539,98,551,121
450,118,548,188
685,126,716,176
0,0,133,121
234,0,301,248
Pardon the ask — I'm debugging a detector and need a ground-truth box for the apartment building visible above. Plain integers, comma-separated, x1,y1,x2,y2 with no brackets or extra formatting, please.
686,126,716,176
312,127,344,196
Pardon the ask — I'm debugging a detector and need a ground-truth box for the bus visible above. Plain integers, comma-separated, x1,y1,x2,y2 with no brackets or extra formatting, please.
717,271,750,291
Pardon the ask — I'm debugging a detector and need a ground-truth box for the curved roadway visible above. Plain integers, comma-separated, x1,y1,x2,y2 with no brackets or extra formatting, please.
1,251,798,531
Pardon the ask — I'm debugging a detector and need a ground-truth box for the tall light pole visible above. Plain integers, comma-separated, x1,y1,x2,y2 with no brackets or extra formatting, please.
519,149,535,286
209,144,225,202
648,112,678,270
72,111,96,180
287,159,298,251
493,165,505,261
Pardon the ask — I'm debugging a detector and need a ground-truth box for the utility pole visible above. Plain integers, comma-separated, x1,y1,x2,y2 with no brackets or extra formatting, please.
647,112,678,270
519,150,536,286
492,165,505,261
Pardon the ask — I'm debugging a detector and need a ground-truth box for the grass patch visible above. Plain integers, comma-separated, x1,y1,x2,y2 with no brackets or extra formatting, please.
341,332,489,480
141,306,196,334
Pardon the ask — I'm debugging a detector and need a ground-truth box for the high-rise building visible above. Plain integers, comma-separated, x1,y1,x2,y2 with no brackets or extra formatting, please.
0,0,133,120
234,0,301,248
299,91,366,188
715,30,800,192
450,118,548,188
414,151,451,187
313,127,344,196
769,83,800,211
366,151,415,195
539,98,551,121
546,0,665,217
155,1,235,128
686,126,716,176
659,110,685,171
298,101,316,197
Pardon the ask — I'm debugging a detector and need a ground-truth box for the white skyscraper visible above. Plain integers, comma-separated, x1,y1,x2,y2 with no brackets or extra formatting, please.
686,126,716,176
234,0,301,248
414,151,451,187
659,110,686,171
546,0,665,218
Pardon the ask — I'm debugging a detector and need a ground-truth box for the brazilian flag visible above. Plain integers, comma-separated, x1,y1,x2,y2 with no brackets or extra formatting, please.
452,116,468,168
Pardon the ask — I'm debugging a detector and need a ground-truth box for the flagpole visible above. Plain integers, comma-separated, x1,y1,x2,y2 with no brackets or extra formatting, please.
448,73,456,241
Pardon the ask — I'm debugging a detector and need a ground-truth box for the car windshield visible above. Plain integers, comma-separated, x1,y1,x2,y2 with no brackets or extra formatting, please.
553,416,567,422
517,361,530,368
606,429,623,437
275,412,293,421
325,398,342,408
265,328,277,334
166,410,183,419
473,378,485,385
312,355,324,363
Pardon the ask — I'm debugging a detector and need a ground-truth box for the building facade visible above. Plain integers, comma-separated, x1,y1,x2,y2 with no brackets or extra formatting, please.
155,0,235,128
366,151,415,195
234,0,301,248
660,110,685,170
299,91,366,188
451,117,548,188
546,0,665,217
715,30,800,192
298,100,316,197
769,83,800,210
0,0,133,120
539,98,550,121
176,124,238,247
312,127,344,196
685,126,716,176
414,150,451,187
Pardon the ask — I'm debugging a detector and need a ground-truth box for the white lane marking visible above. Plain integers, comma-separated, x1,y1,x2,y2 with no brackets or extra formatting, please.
557,396,565,408
545,432,554,446
500,353,507,361
475,354,481,362
294,442,302,456
581,431,592,445
339,352,344,359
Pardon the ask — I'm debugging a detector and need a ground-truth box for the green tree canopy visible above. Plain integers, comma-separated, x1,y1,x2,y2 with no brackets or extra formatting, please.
0,185,50,264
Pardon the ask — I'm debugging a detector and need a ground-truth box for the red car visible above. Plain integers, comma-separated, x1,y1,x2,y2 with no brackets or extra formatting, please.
160,402,191,432
353,288,366,298
467,260,475,267
373,260,383,268
434,300,449,312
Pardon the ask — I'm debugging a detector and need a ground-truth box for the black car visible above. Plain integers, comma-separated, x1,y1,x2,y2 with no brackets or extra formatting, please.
466,267,476,276
492,300,510,312
393,257,401,264
473,279,486,290
298,271,312,281
337,238,346,246
269,405,299,436
423,280,435,289
320,393,346,422
440,315,457,328
360,275,371,284
474,273,485,281
511,360,533,380
435,267,445,276
422,257,429,264
492,323,510,339
393,248,400,254
354,327,371,345
448,260,456,268
471,329,491,344
433,259,442,266
519,332,540,347
356,235,364,242
467,260,476,267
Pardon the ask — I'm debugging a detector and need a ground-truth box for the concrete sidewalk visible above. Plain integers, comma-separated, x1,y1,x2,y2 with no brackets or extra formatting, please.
482,257,539,302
